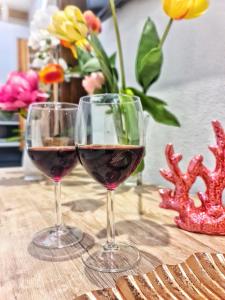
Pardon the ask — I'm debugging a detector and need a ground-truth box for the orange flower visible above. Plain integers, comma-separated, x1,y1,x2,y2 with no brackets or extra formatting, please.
39,64,64,84
60,40,78,58
60,39,91,57
83,10,102,33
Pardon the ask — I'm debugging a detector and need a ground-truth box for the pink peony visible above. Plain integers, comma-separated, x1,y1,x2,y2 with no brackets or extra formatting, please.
0,70,48,111
82,72,105,95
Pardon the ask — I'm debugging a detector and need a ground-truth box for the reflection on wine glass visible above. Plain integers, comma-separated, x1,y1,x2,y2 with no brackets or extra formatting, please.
76,94,145,272
26,102,83,249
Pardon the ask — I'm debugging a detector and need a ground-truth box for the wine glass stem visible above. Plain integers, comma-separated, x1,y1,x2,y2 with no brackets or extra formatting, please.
105,190,116,249
54,181,62,231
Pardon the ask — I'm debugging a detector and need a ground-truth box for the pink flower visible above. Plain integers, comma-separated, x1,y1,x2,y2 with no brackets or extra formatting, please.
82,72,105,95
83,10,102,34
0,70,48,112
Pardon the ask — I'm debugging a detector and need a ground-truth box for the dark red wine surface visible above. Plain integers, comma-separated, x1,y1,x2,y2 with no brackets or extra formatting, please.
78,145,145,190
28,146,78,181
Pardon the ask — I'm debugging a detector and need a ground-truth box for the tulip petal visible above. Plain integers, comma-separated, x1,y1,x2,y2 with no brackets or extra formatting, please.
52,11,69,37
60,40,77,58
62,21,82,41
163,0,193,19
52,11,67,25
48,24,70,42
64,5,85,23
185,0,209,19
69,44,78,58
77,22,89,37
48,5,88,46
84,10,102,33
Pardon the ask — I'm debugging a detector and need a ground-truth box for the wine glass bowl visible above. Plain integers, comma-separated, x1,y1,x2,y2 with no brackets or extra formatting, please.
26,102,83,249
78,144,144,190
76,94,145,272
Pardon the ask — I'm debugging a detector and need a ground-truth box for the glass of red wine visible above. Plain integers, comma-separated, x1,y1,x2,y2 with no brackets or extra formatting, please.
76,94,145,272
26,102,83,249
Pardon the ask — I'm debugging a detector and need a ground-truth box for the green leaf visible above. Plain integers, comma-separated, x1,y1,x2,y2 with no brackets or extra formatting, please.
68,65,81,74
136,18,161,91
19,108,27,119
109,52,119,80
129,87,180,127
144,97,180,127
139,47,163,93
77,47,92,66
132,158,144,175
82,58,101,74
90,33,118,92
119,94,140,145
136,18,160,71
109,52,116,67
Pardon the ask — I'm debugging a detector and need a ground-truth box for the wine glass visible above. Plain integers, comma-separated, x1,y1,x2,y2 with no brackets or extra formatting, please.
26,102,83,249
76,94,145,272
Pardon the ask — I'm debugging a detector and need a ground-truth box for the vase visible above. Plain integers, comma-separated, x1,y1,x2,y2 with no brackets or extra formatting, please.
19,115,43,181
123,173,142,187
123,113,149,187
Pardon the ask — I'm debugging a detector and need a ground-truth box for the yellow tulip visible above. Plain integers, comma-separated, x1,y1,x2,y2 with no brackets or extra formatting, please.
163,0,209,20
48,5,88,57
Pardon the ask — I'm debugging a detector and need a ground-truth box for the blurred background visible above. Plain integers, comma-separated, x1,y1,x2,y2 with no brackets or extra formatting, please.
0,0,125,167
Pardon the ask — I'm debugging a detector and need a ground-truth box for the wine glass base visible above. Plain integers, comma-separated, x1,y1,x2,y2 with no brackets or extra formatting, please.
32,225,83,249
82,242,140,273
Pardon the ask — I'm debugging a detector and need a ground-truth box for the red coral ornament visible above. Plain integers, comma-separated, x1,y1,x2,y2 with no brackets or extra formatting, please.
159,120,225,235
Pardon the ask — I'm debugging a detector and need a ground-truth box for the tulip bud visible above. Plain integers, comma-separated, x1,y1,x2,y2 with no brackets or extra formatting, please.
163,0,209,20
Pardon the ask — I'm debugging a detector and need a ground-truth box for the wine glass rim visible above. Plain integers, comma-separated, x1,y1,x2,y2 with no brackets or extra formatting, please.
80,93,140,104
29,102,78,110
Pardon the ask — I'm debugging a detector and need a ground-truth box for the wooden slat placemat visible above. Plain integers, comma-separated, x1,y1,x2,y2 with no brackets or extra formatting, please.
0,167,225,299
75,252,225,300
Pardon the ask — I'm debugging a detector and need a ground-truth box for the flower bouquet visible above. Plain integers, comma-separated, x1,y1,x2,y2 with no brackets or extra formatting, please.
28,0,209,175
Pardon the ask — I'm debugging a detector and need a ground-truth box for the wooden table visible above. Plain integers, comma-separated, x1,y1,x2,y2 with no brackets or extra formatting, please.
0,167,224,299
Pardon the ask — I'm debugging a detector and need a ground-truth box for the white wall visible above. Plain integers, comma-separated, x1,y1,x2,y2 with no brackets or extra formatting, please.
29,0,57,21
0,21,29,83
100,0,225,191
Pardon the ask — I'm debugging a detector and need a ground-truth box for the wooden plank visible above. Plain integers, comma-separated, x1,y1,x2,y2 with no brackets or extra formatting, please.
0,167,224,299
9,9,28,22
17,38,29,72
58,0,87,10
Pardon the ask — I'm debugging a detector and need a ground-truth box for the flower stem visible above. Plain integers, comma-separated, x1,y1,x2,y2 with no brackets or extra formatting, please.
159,18,173,48
109,0,126,90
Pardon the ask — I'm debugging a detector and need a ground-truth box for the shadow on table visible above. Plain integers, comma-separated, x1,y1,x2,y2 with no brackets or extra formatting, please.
63,199,104,213
27,233,94,262
83,249,162,288
96,218,170,247
82,219,168,288
115,183,158,194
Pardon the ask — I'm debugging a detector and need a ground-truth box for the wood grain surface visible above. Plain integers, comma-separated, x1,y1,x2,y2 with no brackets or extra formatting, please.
0,167,224,299
76,252,225,300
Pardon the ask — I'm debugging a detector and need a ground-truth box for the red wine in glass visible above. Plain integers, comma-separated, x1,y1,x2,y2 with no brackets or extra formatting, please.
26,102,83,249
78,145,144,190
28,146,78,182
76,94,145,272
